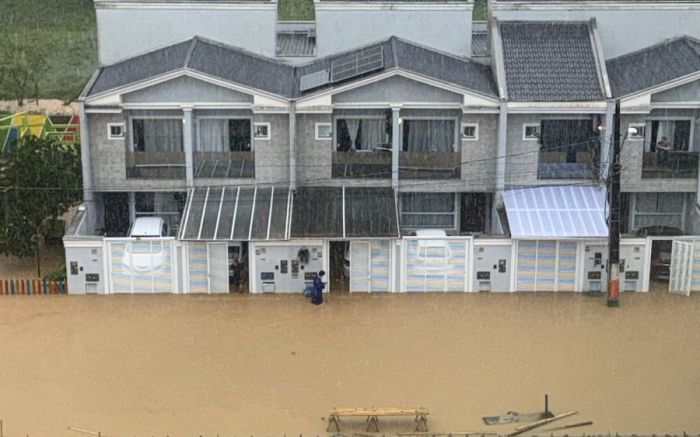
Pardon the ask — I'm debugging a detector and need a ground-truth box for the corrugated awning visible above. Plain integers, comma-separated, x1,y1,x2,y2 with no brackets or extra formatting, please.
179,186,399,241
290,187,400,239
503,185,608,239
179,186,291,241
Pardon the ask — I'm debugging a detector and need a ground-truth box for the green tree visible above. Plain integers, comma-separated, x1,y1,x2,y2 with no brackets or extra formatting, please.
0,136,82,276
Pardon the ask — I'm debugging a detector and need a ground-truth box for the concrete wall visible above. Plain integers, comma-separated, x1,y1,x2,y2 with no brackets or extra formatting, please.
64,242,106,294
651,79,700,103
122,76,254,104
491,6,700,59
88,112,188,192
462,113,498,192
254,113,290,184
96,7,277,64
315,8,473,58
296,113,332,186
332,76,463,104
620,108,700,193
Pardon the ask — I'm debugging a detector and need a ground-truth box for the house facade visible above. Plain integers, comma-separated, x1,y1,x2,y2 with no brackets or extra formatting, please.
65,0,700,294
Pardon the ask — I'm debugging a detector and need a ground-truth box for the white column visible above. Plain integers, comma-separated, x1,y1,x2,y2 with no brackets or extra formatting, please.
183,107,194,187
491,101,508,234
602,100,615,181
391,106,401,191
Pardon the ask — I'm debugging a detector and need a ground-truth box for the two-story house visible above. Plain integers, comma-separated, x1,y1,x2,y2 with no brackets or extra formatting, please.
64,0,700,294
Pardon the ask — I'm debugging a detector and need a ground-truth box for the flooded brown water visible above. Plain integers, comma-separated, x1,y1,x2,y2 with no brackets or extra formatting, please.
0,288,699,437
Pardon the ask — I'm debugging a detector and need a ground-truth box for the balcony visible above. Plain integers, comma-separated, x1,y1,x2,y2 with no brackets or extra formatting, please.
537,146,596,180
332,150,391,179
194,151,255,179
642,151,699,179
126,151,186,179
399,151,461,179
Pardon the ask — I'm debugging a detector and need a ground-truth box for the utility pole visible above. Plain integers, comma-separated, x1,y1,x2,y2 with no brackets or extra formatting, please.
607,100,621,307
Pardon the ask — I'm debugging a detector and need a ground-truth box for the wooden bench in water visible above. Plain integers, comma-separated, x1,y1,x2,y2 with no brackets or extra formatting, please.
327,407,429,432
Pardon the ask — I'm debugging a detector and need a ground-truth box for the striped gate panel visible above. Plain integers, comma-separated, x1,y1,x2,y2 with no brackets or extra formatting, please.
557,242,577,291
446,241,467,292
517,240,537,291
188,243,209,293
152,241,174,292
424,246,446,292
370,241,391,292
109,242,132,292
406,240,426,292
208,243,229,293
350,243,370,292
536,240,556,291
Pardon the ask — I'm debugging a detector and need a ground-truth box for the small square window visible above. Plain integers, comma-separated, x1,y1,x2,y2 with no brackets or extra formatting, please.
461,123,478,140
253,122,271,140
523,124,540,140
629,123,646,140
315,123,332,140
108,123,125,140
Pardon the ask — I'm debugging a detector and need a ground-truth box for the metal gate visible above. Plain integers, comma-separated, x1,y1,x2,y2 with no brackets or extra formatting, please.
403,238,471,292
107,238,177,293
349,241,392,292
669,240,693,296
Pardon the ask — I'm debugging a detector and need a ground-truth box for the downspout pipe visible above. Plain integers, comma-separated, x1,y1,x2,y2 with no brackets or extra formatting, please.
289,102,297,191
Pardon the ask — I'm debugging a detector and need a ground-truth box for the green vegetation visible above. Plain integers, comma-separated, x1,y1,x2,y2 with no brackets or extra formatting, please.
278,0,315,21
0,0,97,102
474,0,488,20
0,136,82,276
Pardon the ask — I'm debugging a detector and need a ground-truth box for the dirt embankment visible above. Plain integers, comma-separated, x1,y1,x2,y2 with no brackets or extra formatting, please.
0,99,79,116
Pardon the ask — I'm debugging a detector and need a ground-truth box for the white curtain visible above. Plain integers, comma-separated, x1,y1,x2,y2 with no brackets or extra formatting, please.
405,120,455,153
345,119,360,150
656,121,676,150
360,119,386,151
140,119,183,152
198,119,229,152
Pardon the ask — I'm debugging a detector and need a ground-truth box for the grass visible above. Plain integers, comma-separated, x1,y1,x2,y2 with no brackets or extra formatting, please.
474,0,488,20
0,0,97,102
278,0,316,21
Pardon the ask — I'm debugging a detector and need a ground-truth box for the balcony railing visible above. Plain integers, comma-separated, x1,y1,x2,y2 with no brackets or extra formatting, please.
537,148,596,180
194,151,255,179
642,151,699,179
126,151,186,179
399,151,461,179
332,150,391,179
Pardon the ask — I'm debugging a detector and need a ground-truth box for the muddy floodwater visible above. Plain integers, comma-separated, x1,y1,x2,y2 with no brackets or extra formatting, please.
0,289,699,437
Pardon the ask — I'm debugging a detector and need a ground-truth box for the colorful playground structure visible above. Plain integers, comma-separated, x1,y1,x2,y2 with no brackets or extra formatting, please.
0,112,80,155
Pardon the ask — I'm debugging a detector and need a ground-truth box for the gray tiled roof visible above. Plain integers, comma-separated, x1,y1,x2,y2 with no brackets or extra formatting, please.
499,21,605,101
88,37,295,97
87,36,497,99
606,36,700,97
293,37,497,97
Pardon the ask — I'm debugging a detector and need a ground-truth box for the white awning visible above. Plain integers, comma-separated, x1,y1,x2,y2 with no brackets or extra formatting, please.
504,185,608,239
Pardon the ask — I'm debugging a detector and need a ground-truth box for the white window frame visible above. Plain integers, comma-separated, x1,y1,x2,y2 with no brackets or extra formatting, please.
523,123,540,141
253,122,271,140
461,123,479,141
401,116,460,152
315,122,332,141
628,123,646,141
630,192,687,231
642,117,695,152
399,192,458,231
107,122,125,140
195,116,254,152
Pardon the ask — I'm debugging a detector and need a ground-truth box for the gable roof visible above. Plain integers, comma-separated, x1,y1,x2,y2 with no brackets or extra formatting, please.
292,37,497,98
86,37,295,98
606,36,700,98
498,20,606,102
84,36,497,100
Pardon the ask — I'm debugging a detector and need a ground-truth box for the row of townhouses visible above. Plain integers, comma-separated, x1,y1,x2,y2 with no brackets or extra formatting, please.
64,0,700,295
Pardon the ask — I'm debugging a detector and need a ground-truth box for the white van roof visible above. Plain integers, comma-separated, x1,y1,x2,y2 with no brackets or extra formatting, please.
130,217,165,237
415,229,447,238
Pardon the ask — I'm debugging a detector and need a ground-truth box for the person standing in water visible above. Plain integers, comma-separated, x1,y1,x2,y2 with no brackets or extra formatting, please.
311,270,326,305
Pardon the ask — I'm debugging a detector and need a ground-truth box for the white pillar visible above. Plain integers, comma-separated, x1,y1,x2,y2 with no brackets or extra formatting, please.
183,107,194,187
391,106,401,191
